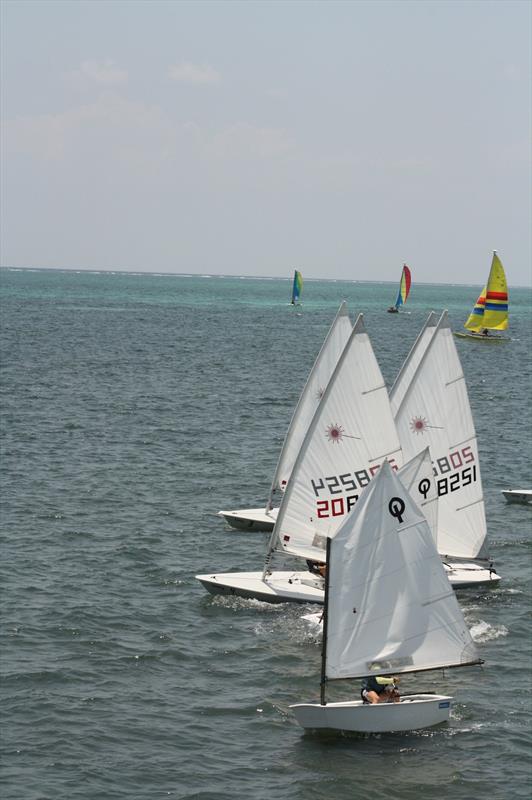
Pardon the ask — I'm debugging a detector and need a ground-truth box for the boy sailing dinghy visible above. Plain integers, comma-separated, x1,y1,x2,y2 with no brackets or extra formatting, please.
387,264,411,313
390,310,500,587
454,251,509,341
218,302,352,532
198,314,404,604
290,462,482,734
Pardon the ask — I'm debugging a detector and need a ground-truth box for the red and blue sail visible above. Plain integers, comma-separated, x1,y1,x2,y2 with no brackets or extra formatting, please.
394,264,411,309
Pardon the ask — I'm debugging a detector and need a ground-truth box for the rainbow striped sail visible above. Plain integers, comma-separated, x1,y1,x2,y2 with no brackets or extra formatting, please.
390,264,411,311
291,270,303,304
465,252,509,332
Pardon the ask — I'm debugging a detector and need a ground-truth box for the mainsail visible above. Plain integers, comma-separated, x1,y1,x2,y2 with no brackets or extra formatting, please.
392,264,412,310
464,252,509,332
324,461,479,681
392,310,488,559
390,311,438,416
266,301,352,508
291,270,303,304
394,446,438,546
267,314,402,564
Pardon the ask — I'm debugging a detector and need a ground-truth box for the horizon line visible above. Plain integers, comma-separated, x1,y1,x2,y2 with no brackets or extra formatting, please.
1,264,530,290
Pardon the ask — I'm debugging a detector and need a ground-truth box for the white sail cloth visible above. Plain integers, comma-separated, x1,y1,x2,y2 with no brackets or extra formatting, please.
267,301,352,505
395,446,438,546
325,461,478,681
390,311,438,416
272,315,403,563
391,311,487,560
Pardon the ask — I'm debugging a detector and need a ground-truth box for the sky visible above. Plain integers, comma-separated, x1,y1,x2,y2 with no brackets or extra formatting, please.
1,0,530,285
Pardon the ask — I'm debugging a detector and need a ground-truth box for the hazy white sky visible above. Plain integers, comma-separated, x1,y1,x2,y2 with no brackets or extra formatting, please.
1,0,530,285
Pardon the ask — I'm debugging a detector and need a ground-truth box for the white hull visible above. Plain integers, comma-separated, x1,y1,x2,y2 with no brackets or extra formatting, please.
290,694,452,733
453,331,509,342
217,507,278,532
195,570,325,604
443,561,501,588
197,561,500,605
501,489,532,505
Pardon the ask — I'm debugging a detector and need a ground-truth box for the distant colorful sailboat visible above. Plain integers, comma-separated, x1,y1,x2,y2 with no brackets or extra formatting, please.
455,251,509,341
291,270,303,305
387,264,411,313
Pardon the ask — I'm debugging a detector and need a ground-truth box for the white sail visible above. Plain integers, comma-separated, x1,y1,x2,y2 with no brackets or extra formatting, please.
325,461,478,681
397,446,438,546
390,311,438,417
266,301,352,507
272,315,402,563
392,311,487,559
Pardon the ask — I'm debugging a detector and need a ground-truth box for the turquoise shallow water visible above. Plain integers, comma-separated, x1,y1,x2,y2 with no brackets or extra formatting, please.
1,268,531,800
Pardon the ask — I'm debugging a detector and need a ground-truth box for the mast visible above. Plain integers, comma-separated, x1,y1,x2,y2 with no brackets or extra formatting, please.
389,310,437,410
264,300,350,513
320,537,332,706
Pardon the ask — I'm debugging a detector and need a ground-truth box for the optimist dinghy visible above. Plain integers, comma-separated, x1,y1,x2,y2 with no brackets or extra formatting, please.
290,462,482,734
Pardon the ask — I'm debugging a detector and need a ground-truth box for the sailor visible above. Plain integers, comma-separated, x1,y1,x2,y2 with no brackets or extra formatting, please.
361,675,400,704
306,560,326,578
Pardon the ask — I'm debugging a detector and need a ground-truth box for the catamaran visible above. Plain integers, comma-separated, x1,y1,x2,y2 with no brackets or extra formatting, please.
455,251,509,341
290,461,482,734
387,263,411,313
390,310,500,587
218,302,352,532
291,270,303,305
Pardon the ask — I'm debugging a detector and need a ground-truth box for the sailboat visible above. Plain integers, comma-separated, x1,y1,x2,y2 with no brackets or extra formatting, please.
390,310,501,587
454,251,509,341
218,302,352,532
387,264,411,313
197,314,404,603
291,270,303,305
290,461,482,734
501,489,532,505
301,446,440,627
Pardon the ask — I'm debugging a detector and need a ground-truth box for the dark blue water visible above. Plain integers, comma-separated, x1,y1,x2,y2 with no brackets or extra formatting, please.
1,268,531,799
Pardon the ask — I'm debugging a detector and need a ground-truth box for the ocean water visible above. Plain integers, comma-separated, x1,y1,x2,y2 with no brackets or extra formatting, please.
1,268,531,800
